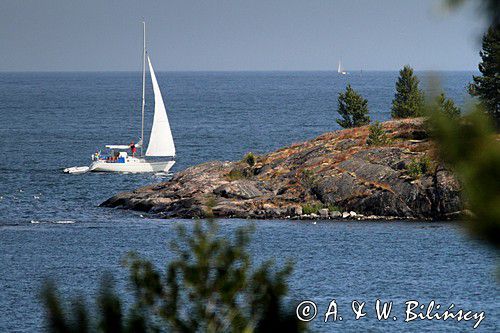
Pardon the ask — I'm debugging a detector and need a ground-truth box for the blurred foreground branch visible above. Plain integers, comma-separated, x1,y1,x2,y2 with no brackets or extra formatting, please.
42,220,304,333
428,104,500,247
446,0,499,27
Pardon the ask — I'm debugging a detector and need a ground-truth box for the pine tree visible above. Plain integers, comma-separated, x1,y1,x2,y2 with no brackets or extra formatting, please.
366,121,391,146
336,84,370,128
391,65,425,118
436,93,461,118
469,25,500,130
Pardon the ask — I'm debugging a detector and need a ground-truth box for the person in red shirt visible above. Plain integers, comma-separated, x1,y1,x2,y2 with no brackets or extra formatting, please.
130,141,137,157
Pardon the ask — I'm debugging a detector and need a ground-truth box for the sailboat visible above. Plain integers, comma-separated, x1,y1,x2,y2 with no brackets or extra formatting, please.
88,22,176,173
337,60,347,75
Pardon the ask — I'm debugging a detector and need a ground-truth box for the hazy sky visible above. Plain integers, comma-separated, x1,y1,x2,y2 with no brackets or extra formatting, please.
0,0,487,71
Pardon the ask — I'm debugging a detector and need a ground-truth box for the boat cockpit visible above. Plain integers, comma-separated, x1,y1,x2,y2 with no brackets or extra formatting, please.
92,146,130,163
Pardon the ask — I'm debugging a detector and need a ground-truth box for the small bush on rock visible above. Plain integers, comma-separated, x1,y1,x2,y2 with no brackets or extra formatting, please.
406,156,432,179
302,203,323,215
204,195,217,218
367,121,391,146
243,152,256,167
301,203,339,215
326,204,340,212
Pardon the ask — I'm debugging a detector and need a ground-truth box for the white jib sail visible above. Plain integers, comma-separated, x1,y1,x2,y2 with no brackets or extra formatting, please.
145,56,176,157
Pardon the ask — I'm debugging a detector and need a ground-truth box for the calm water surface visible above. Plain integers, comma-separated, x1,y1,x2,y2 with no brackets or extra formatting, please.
0,72,498,332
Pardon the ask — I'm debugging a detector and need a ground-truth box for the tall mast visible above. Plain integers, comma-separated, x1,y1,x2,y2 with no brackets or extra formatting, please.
140,21,146,156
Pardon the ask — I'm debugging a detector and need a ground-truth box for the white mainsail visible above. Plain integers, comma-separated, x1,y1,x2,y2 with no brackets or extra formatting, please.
337,60,341,73
145,56,176,157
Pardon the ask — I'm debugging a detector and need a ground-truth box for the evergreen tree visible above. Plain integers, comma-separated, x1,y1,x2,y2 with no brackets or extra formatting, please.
391,65,425,118
435,93,461,118
469,25,500,129
336,84,370,128
366,121,391,146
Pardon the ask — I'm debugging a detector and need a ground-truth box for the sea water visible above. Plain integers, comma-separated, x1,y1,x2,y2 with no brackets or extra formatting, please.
0,71,498,332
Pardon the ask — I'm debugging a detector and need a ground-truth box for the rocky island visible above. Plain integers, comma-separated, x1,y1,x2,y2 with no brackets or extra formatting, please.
101,118,463,220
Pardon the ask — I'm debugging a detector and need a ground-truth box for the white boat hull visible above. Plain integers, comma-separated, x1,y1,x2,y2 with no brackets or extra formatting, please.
89,159,175,173
63,166,90,174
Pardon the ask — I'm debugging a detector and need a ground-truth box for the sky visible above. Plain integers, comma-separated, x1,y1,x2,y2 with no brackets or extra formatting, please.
0,0,487,71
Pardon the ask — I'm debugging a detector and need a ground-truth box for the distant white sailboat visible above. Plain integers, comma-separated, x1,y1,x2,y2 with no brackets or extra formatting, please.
88,22,176,173
337,60,347,75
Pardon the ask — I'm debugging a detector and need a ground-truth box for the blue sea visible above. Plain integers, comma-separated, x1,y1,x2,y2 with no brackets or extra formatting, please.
0,71,498,332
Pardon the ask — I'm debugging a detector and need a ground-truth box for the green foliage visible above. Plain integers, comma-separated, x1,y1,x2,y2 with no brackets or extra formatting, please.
301,202,339,214
203,195,217,218
406,156,432,179
366,121,391,146
326,203,340,212
445,1,499,29
243,152,256,167
443,0,500,248
204,195,217,209
301,202,323,215
42,221,305,332
469,25,500,130
428,104,500,247
42,276,147,333
336,84,371,128
434,93,461,118
41,282,91,333
406,160,423,179
391,65,425,119
420,156,432,174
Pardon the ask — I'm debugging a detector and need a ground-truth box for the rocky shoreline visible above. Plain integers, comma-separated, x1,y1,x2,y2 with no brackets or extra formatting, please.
101,118,464,220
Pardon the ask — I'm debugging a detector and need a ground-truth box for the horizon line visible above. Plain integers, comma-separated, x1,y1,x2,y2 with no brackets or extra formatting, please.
0,69,479,73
